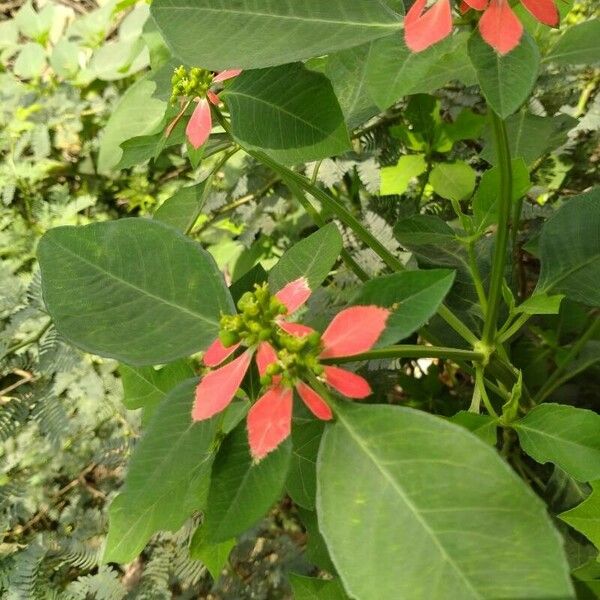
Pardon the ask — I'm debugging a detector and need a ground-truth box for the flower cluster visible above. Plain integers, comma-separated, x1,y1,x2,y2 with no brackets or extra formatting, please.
405,0,558,55
166,65,241,150
192,278,390,460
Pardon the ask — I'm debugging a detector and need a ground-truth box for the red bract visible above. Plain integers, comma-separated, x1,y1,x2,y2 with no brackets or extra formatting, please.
192,277,390,460
405,0,558,55
186,69,241,149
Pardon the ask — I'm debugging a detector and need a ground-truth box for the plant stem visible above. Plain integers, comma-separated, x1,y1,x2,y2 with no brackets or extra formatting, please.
481,110,513,349
534,316,600,403
475,365,499,417
0,319,52,361
321,345,485,365
498,312,531,343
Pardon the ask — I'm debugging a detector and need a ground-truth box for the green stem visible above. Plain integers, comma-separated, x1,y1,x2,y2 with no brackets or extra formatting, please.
475,365,499,418
498,312,531,343
321,345,485,365
481,111,513,349
534,316,600,403
0,319,52,361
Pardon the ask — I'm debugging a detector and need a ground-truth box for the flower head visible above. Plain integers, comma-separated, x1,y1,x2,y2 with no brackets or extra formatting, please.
166,66,241,150
405,0,559,55
192,277,390,460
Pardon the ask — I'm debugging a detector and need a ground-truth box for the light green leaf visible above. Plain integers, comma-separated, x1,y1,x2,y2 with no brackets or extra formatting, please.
98,77,166,173
222,63,351,165
154,182,209,233
559,481,600,552
289,574,349,600
150,0,401,70
352,269,455,346
536,189,600,306
473,158,530,231
545,19,600,66
317,402,574,600
50,40,80,78
468,31,540,119
429,161,477,202
13,42,46,79
366,33,475,110
104,380,219,563
189,528,235,580
38,218,234,366
203,423,292,542
514,293,564,315
380,154,427,196
268,223,342,293
119,360,194,422
513,403,600,482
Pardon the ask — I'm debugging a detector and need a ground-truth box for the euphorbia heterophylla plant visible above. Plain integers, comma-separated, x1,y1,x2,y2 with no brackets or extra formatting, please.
36,0,599,597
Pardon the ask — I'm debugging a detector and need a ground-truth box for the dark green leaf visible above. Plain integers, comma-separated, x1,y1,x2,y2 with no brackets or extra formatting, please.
317,402,574,599
468,31,539,119
150,0,401,70
559,482,600,553
289,574,349,600
154,182,208,233
513,403,600,482
203,423,291,542
38,218,234,366
545,19,600,66
189,527,235,580
449,411,497,445
223,64,351,165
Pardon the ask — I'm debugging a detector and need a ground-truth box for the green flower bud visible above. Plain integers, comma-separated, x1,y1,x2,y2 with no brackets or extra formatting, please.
259,374,271,386
218,330,240,347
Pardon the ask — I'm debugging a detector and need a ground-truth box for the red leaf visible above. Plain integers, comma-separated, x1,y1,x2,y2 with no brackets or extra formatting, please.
256,341,278,376
192,351,252,420
324,366,372,399
207,90,220,106
274,277,311,315
186,98,212,149
213,69,242,83
320,306,389,358
479,0,524,54
247,386,293,460
520,0,558,26
405,0,453,52
296,381,333,420
203,338,240,367
277,320,315,337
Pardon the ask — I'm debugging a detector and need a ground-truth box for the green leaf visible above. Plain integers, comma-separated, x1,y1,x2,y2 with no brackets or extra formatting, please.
286,417,324,510
559,482,600,552
50,40,80,79
380,154,427,196
536,189,600,306
514,293,564,315
153,182,208,233
38,218,234,366
448,411,497,445
97,77,166,173
13,42,46,79
104,380,219,563
222,64,351,165
481,111,577,166
203,423,292,542
513,403,600,482
366,33,475,110
352,269,455,346
289,574,349,600
545,19,600,66
472,158,530,231
268,223,342,293
189,527,235,580
150,0,401,70
468,31,540,119
429,161,477,202
317,402,574,599
296,507,335,571
119,360,194,422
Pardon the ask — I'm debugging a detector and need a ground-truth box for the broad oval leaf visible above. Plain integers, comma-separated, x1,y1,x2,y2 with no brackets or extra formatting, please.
203,422,292,543
513,404,600,482
352,269,455,346
317,402,574,600
536,189,600,306
150,0,401,70
468,31,540,119
545,19,600,66
38,218,234,366
104,379,219,563
559,481,600,552
153,181,208,233
222,64,351,165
